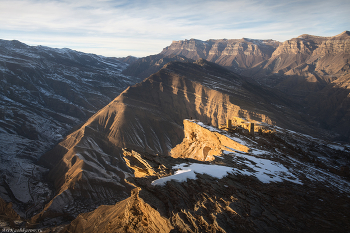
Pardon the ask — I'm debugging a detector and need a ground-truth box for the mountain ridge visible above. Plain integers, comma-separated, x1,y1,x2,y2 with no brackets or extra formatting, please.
34,58,336,226
0,39,141,218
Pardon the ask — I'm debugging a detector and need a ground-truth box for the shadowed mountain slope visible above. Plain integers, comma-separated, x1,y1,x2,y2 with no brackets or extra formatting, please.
0,39,141,217
36,59,327,225
122,53,193,80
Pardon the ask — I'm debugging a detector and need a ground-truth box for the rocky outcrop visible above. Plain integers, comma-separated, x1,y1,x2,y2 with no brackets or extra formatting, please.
123,149,156,177
60,188,173,233
171,120,249,161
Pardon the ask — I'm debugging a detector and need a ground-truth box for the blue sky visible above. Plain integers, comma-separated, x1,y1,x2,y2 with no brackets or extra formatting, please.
0,0,349,57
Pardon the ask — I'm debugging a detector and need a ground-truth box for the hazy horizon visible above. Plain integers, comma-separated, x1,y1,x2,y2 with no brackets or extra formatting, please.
1,0,349,57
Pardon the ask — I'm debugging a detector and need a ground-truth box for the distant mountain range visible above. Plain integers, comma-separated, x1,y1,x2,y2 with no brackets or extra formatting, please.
0,32,349,232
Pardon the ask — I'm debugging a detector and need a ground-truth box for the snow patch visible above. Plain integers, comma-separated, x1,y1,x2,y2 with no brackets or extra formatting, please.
328,144,346,151
151,163,233,186
225,150,302,184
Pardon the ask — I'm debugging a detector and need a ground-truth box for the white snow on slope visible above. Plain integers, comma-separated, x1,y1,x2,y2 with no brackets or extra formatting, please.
328,144,347,151
228,150,302,184
152,163,233,186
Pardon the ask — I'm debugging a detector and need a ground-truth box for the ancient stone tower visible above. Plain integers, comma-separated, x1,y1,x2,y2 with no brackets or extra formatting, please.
249,122,254,135
227,119,232,129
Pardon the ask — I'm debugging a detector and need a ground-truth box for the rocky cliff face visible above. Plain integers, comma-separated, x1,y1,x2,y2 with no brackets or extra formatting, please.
123,38,279,80
161,38,280,72
249,31,350,141
159,32,350,82
246,31,350,79
0,39,141,218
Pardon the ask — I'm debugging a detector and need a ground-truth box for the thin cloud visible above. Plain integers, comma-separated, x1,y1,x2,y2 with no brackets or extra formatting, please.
0,0,348,57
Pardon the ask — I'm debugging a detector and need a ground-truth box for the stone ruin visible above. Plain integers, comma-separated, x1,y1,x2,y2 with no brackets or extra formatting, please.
222,117,275,135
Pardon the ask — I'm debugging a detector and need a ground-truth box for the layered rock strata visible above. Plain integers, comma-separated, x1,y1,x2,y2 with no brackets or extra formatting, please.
161,38,280,71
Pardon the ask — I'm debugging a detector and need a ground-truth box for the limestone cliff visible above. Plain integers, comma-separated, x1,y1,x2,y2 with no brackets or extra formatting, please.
248,31,350,79
161,38,280,71
242,31,350,141
159,32,350,81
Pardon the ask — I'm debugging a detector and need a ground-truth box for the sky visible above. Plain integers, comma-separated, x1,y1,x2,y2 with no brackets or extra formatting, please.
0,0,349,57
